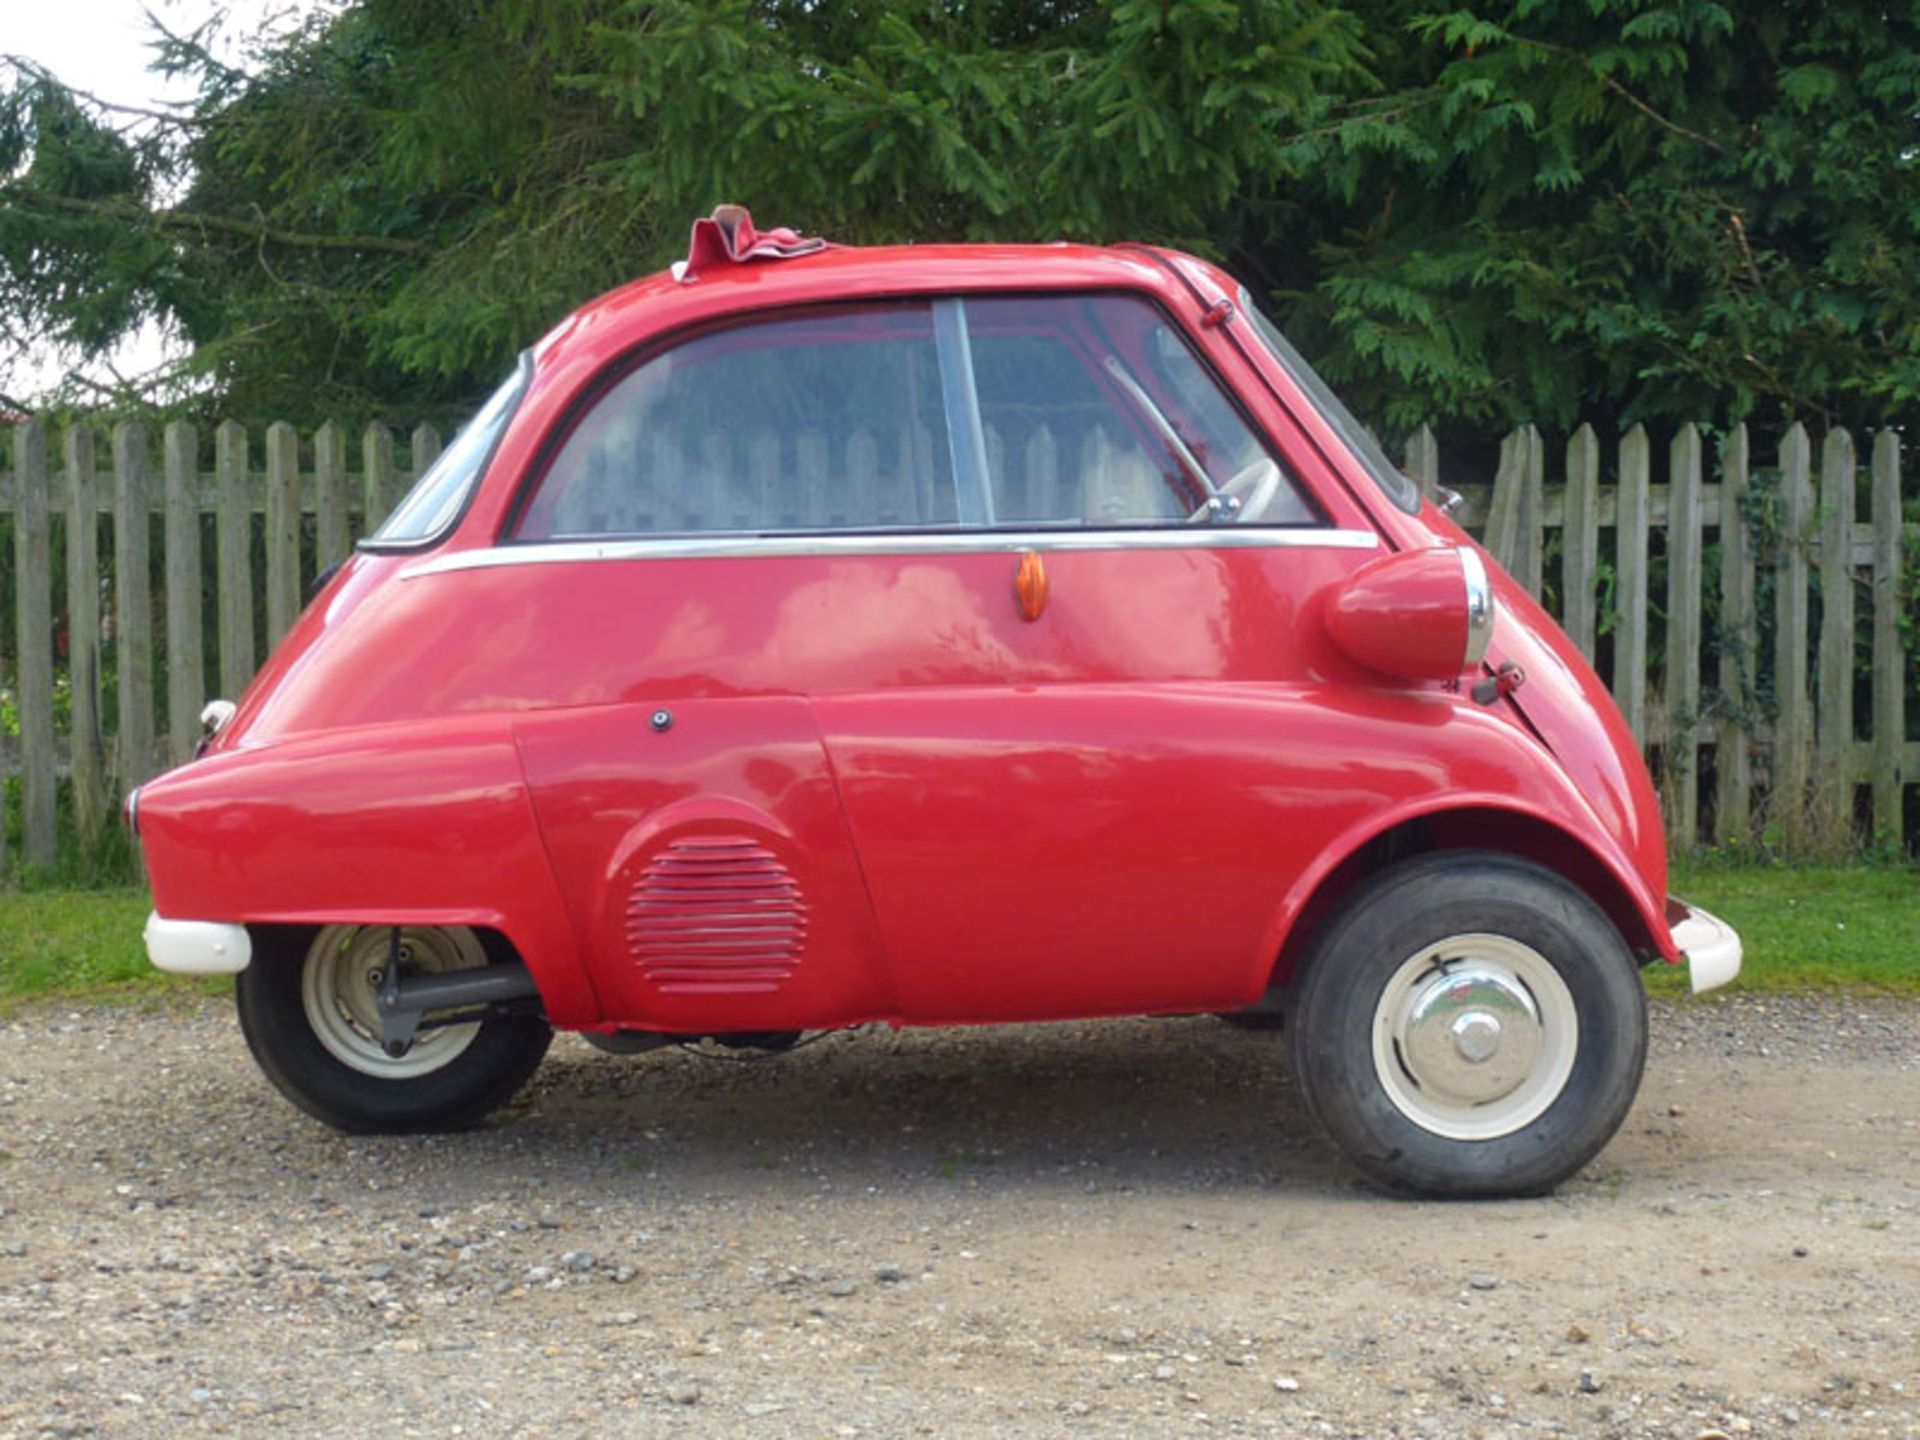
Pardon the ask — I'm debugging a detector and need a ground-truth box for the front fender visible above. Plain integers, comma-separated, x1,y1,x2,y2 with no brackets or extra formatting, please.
1251,718,1677,997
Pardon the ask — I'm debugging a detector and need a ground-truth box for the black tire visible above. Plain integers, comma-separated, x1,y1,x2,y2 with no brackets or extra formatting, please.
236,925,552,1134
1289,851,1647,1198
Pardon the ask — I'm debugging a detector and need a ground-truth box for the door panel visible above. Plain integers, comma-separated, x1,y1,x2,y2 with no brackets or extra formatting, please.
494,537,1373,1027
514,698,893,1030
814,542,1372,1022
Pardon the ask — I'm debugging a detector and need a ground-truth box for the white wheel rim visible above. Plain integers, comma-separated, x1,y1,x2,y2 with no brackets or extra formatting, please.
1371,933,1578,1141
300,925,484,1079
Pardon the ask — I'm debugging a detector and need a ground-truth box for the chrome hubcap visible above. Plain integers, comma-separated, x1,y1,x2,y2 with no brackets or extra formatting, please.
1400,963,1542,1105
1450,1011,1503,1063
1372,934,1577,1141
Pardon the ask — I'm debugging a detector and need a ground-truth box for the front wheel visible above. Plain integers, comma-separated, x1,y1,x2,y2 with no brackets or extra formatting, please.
1289,852,1647,1198
236,925,552,1134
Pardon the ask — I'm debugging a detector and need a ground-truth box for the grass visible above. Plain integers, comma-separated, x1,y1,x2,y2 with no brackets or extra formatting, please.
0,863,1913,1010
0,887,203,1012
1651,862,1919,997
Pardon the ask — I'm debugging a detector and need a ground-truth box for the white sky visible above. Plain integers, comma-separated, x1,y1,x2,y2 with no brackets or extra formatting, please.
5,0,330,403
8,1,210,112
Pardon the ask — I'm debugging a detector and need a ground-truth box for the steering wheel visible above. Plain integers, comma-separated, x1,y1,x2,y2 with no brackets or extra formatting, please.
1187,457,1282,525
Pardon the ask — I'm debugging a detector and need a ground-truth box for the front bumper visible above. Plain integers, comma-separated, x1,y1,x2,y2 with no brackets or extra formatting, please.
1669,901,1742,994
144,913,252,975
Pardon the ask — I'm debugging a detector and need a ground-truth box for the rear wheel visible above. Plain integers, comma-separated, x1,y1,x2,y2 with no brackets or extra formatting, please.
1289,852,1646,1198
236,925,551,1134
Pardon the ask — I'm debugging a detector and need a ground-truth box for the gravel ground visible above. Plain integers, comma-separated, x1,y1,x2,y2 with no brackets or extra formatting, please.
1,993,1917,1440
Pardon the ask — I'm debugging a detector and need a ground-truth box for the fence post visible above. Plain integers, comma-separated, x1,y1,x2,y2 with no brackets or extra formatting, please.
1816,430,1857,850
1514,425,1545,597
1613,425,1651,745
65,426,109,849
848,429,879,528
216,421,256,700
1405,424,1440,503
1774,424,1814,850
265,421,302,648
748,429,781,526
1665,424,1704,849
112,422,156,799
163,422,205,765
1482,429,1524,575
363,423,396,533
1562,425,1600,662
616,419,653,532
1870,431,1906,846
410,422,442,484
13,420,57,869
1715,424,1754,845
314,421,350,569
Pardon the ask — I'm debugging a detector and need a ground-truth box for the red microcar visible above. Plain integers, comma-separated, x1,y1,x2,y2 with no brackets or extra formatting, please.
133,207,1740,1198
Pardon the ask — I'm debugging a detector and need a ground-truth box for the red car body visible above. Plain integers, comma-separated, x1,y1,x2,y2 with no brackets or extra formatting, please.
133,214,1737,1193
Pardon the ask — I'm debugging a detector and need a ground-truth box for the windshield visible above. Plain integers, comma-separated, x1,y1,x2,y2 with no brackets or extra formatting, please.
1237,290,1421,515
369,356,531,546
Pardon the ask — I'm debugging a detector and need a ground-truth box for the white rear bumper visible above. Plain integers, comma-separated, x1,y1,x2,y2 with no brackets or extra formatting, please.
1669,902,1742,994
144,913,252,975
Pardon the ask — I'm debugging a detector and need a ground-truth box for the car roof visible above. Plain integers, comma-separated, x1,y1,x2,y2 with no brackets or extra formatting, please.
534,240,1196,376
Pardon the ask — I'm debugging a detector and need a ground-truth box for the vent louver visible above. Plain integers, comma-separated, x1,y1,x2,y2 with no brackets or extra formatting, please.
625,836,807,993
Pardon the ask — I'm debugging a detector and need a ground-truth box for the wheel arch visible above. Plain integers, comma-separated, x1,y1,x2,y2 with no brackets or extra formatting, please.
1260,802,1674,999
245,918,529,970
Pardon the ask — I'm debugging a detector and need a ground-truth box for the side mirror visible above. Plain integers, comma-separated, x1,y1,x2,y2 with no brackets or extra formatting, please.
1324,545,1493,681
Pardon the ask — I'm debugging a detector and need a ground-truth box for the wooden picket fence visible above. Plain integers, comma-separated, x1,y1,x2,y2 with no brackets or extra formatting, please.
1405,421,1914,857
0,414,1914,874
0,418,441,873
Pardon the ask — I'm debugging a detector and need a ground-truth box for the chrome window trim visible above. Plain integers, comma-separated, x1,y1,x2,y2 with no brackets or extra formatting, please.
403,526,1379,579
932,298,994,525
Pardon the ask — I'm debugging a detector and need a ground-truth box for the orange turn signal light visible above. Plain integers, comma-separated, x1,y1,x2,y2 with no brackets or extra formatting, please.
1013,550,1049,621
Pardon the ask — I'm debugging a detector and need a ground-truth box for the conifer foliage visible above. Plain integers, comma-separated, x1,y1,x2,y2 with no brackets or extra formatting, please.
2,1,1915,437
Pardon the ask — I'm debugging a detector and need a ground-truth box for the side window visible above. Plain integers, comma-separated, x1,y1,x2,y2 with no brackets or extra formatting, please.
371,356,528,546
518,303,955,539
967,324,1180,525
966,295,1316,527
514,292,1316,541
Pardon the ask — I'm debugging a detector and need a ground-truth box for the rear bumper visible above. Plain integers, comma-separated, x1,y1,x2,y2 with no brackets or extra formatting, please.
144,913,252,975
1668,901,1741,994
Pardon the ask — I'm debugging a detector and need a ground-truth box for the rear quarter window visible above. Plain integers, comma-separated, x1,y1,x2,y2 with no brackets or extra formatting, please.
369,357,531,547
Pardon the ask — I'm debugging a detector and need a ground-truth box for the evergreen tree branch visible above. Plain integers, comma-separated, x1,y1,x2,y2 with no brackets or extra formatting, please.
1594,71,1725,154
1509,36,1727,154
2,56,206,129
4,187,436,257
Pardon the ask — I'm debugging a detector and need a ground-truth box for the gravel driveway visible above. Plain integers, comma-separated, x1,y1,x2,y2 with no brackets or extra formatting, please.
2,993,1917,1439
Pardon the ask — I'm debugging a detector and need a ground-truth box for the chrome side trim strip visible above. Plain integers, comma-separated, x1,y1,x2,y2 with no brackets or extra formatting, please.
1461,545,1494,669
403,527,1380,578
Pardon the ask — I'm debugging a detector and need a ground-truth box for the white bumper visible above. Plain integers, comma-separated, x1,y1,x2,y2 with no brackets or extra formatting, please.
1669,902,1742,994
144,913,252,975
